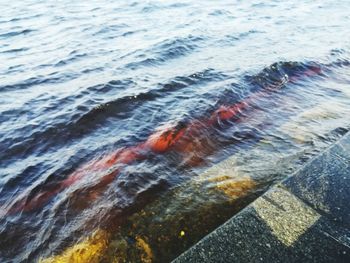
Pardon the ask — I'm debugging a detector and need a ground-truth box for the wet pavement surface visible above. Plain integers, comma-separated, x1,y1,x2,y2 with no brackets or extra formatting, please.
174,132,350,263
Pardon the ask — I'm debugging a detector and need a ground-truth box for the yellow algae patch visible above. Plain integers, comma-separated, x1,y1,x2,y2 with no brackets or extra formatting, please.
196,155,241,182
194,154,258,200
209,175,257,199
135,236,153,263
40,229,110,263
109,238,129,263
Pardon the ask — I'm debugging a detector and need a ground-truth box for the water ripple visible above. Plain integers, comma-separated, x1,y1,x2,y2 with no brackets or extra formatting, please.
1,0,350,262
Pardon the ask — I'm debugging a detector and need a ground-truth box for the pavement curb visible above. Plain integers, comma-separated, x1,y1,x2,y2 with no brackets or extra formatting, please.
173,132,350,263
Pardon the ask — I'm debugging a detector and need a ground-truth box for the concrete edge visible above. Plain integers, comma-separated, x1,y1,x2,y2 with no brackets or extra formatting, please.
173,132,350,263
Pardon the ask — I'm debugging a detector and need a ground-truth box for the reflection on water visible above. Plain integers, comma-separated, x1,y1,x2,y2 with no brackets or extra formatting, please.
0,0,350,262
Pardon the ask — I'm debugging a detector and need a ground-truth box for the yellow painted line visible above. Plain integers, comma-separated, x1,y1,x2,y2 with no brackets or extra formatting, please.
253,189,320,246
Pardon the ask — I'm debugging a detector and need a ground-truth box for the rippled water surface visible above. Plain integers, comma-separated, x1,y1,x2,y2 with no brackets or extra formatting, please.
1,0,350,262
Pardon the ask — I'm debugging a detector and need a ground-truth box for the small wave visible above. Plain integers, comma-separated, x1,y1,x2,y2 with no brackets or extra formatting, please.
245,61,323,89
0,69,227,163
84,78,135,94
218,30,264,46
0,47,29,54
80,66,104,74
76,69,226,126
238,29,264,38
2,59,322,164
121,29,146,37
140,2,189,13
54,52,88,67
329,58,350,68
0,14,42,24
92,24,130,39
141,4,160,13
0,29,36,38
0,72,79,93
208,9,232,16
125,35,205,69
0,162,53,196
